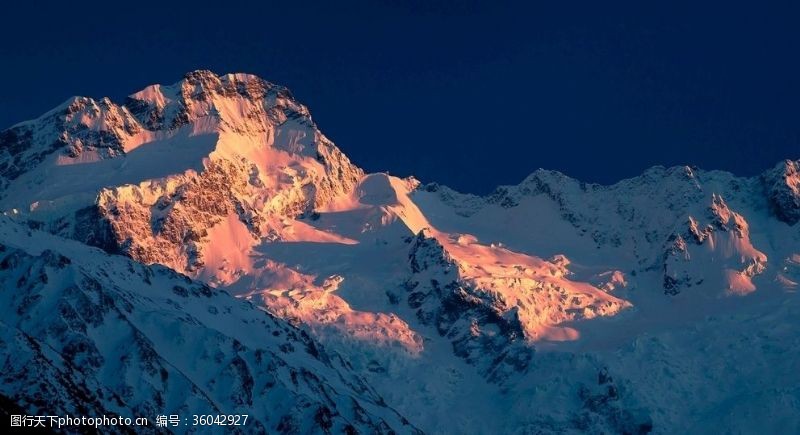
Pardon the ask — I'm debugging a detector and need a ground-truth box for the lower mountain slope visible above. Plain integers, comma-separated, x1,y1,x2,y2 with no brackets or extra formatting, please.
0,217,419,434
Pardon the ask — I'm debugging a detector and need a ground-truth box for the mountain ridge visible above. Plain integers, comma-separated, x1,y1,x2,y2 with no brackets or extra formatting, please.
1,70,799,434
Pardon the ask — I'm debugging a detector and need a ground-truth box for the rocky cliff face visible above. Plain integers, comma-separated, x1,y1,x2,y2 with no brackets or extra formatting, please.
763,159,800,225
402,231,534,383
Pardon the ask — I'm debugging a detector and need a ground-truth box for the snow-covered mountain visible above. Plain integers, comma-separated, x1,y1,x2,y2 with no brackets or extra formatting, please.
1,70,799,434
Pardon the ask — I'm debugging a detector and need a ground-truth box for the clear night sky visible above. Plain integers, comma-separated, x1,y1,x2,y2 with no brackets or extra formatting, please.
1,1,798,194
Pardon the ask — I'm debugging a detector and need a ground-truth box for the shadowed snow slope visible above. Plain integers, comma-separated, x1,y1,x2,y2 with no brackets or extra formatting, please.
0,217,419,434
1,71,799,434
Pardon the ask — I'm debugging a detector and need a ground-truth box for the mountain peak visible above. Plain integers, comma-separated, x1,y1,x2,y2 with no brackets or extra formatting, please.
124,70,299,132
0,70,364,271
184,68,222,79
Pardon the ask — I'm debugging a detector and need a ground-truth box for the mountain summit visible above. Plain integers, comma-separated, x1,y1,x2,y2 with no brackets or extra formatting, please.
1,71,799,434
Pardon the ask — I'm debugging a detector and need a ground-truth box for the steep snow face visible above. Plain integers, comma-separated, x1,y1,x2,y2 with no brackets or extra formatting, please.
664,194,767,296
0,70,362,272
0,217,419,434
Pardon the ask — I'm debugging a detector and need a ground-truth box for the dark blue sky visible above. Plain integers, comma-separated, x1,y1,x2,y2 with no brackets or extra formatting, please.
1,1,798,193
